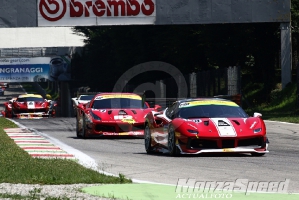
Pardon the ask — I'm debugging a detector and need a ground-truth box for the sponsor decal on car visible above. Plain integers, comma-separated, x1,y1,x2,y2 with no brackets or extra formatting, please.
95,94,142,100
179,100,238,108
114,115,133,120
121,119,136,124
94,96,103,100
223,148,234,152
102,131,143,136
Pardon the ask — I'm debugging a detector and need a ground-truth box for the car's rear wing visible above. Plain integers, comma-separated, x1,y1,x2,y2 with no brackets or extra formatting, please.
75,92,100,98
144,98,182,109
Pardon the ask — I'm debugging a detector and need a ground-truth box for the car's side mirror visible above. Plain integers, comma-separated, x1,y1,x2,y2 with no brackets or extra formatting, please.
77,104,84,109
253,112,262,118
154,104,162,111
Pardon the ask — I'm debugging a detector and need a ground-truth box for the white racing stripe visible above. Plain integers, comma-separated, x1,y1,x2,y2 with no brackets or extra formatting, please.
27,101,35,109
210,118,237,137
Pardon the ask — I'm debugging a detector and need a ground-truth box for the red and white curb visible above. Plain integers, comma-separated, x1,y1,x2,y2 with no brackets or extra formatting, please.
4,128,75,159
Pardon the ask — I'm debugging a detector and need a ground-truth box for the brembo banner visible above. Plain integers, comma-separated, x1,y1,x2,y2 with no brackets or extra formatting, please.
38,0,156,26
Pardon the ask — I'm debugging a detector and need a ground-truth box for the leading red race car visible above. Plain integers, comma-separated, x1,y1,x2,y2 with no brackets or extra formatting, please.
76,93,161,138
144,98,269,156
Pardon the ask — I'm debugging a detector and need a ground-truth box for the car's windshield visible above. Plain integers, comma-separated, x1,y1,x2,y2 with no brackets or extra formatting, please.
179,105,248,118
92,98,143,109
17,97,44,102
79,95,94,101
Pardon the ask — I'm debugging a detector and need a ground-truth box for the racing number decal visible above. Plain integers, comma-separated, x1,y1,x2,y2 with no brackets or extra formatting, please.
122,119,135,124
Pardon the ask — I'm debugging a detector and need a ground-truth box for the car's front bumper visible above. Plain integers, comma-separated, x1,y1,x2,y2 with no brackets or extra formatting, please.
177,145,268,154
177,135,269,154
84,121,145,137
15,112,49,119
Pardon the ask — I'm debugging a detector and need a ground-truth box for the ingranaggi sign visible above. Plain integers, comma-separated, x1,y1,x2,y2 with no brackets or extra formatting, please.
0,56,71,82
38,0,156,26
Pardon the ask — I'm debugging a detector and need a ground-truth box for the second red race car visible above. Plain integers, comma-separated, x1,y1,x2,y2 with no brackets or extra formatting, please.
76,93,160,138
3,94,53,119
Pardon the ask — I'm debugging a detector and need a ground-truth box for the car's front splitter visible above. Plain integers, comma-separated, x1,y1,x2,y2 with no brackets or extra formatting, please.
16,113,49,119
177,145,269,154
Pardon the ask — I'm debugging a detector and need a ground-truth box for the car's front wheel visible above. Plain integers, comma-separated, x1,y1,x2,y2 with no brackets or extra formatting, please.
168,125,179,156
144,124,153,154
76,118,82,138
82,115,88,139
11,110,16,118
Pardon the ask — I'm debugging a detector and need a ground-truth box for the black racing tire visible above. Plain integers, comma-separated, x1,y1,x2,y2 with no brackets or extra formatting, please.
11,110,16,118
4,108,9,118
82,115,88,139
76,118,82,138
251,153,265,156
168,125,179,156
144,124,153,154
73,107,77,117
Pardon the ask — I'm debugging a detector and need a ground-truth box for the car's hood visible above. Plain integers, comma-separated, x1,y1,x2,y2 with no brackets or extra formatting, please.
91,108,148,123
179,117,264,137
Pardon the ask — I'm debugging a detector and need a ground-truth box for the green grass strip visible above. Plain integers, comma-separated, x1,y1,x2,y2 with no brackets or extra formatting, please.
82,183,299,200
0,117,131,184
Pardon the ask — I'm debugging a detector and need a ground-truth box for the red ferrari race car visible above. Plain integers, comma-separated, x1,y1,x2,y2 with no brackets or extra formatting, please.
144,98,269,156
76,93,161,138
0,82,8,88
3,94,54,119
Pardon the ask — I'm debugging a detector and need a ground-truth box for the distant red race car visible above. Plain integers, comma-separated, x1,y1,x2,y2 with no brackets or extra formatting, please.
3,94,53,119
144,98,269,156
76,93,161,138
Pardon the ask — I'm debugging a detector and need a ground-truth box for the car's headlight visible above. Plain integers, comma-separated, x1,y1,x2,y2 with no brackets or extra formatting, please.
90,111,101,121
187,129,199,134
254,128,262,133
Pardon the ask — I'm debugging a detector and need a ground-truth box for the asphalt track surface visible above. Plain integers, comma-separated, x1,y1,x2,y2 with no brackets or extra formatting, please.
1,83,299,199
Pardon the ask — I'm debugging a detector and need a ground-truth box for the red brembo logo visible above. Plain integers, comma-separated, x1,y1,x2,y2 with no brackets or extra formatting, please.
39,0,155,22
39,0,67,21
